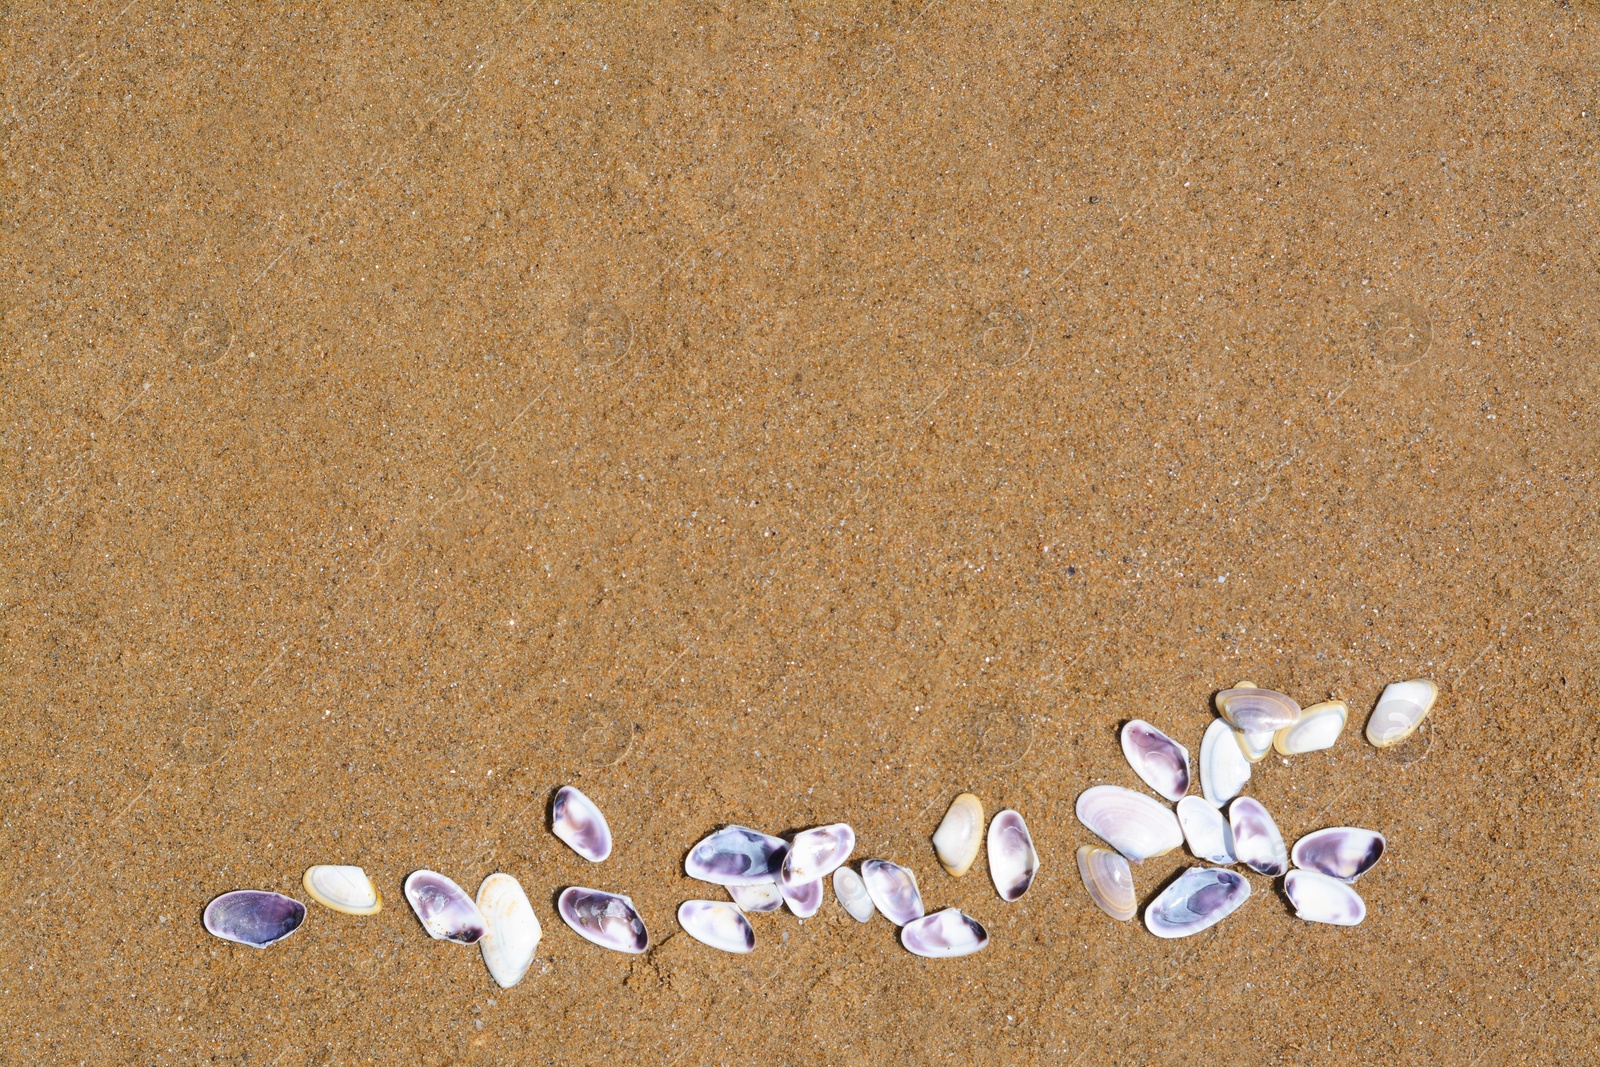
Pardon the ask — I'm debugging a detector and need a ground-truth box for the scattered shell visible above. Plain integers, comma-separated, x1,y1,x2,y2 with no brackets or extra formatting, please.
1216,687,1302,733
1143,867,1251,938
728,883,784,913
833,867,876,922
1291,827,1386,883
685,825,789,886
932,793,985,877
1119,720,1191,801
477,873,541,988
405,871,488,944
1228,796,1288,876
780,824,855,887
1285,869,1367,926
678,900,756,953
1176,795,1237,865
557,887,649,953
861,860,925,925
1199,718,1251,807
1075,785,1183,861
780,877,823,918
1234,728,1274,763
1075,846,1136,921
987,809,1040,902
302,865,382,916
1275,700,1347,755
203,890,306,949
551,785,613,863
900,908,990,958
1365,678,1437,748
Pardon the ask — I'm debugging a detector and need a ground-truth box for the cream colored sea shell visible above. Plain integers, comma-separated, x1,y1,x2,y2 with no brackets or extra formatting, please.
1075,845,1136,921
832,867,876,922
1199,719,1251,807
477,873,541,988
1275,700,1347,755
1075,785,1183,862
1365,679,1437,747
932,793,984,877
303,865,382,916
1216,687,1302,733
1234,728,1273,763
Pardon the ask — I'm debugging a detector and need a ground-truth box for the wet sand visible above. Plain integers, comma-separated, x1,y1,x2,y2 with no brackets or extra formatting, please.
4,4,1597,1064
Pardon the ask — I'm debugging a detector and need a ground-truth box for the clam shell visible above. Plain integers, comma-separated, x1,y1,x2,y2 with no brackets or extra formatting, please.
551,785,613,863
476,873,541,988
1234,728,1273,763
1074,845,1136,921
932,793,984,877
302,865,382,916
780,877,823,918
1285,869,1367,926
1176,795,1237,865
780,823,855,888
900,908,989,958
728,882,784,913
405,871,487,944
678,900,756,953
1075,785,1183,862
685,825,789,886
1291,826,1386,882
1143,867,1251,938
202,890,306,949
832,867,876,922
1228,796,1288,876
1365,678,1437,748
861,860,925,925
557,887,649,953
1199,718,1251,807
1275,700,1347,755
1216,687,1302,733
987,809,1040,902
1119,720,1191,801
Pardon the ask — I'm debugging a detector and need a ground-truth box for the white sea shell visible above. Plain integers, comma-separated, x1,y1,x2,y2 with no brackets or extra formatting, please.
987,809,1039,902
780,824,855,887
1285,869,1366,926
1234,728,1274,763
678,900,756,953
1291,827,1386,882
1143,867,1251,938
477,872,541,988
1176,795,1237,865
557,887,649,953
900,908,989,958
728,883,784,913
832,867,875,922
551,785,613,863
1199,718,1251,807
1275,700,1347,755
405,870,488,944
1075,845,1136,922
685,825,789,886
1216,687,1302,733
932,793,984,877
303,865,382,916
1075,785,1183,862
861,860,925,925
1119,720,1191,801
1365,679,1437,748
780,877,823,918
1228,796,1288,876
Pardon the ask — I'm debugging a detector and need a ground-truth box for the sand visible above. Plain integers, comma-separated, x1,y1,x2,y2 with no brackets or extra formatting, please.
4,3,1597,1064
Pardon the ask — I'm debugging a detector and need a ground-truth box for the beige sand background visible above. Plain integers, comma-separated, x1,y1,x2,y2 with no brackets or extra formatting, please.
4,3,1598,1064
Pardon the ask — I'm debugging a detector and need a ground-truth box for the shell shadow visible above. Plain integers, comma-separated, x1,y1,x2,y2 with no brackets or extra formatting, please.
1269,875,1298,918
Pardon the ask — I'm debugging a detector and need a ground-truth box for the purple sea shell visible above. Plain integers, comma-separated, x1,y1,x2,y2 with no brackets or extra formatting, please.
202,890,306,949
780,877,823,918
551,786,613,863
779,823,855,888
1291,827,1386,883
1119,720,1191,801
684,826,789,886
403,870,487,944
557,887,650,953
1143,867,1251,938
900,908,989,958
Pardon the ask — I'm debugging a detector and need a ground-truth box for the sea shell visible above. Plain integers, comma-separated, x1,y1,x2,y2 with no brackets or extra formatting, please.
900,908,989,958
832,867,876,922
987,809,1040,902
1216,687,1302,733
551,785,613,863
932,793,984,877
1365,678,1437,748
1176,795,1237,865
1075,846,1136,921
728,883,784,913
1143,867,1251,938
1285,869,1367,926
1234,728,1274,763
780,877,823,918
1275,700,1347,755
1291,827,1386,882
678,900,756,953
203,890,306,949
1199,719,1251,807
302,865,382,916
1076,785,1183,862
477,873,541,988
557,887,649,953
685,825,789,886
861,860,925,925
780,824,855,887
404,870,488,944
1119,720,1191,801
1228,796,1288,876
